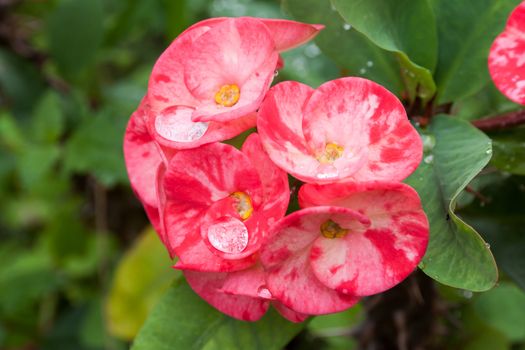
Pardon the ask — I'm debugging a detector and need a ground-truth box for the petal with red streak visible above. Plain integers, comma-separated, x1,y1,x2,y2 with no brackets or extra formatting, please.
273,302,310,323
489,2,525,105
184,18,278,122
260,207,364,315
123,103,163,232
257,81,320,180
302,77,422,183
300,182,429,296
241,133,290,227
163,142,263,206
163,143,264,271
184,271,269,321
259,19,324,52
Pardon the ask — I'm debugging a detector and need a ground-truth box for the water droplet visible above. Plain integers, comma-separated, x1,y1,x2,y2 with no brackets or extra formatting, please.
155,106,208,142
422,134,436,151
304,44,321,58
207,217,249,254
424,155,434,164
485,149,492,155
257,286,272,299
343,23,352,30
462,290,473,299
359,68,367,74
274,70,279,77
316,164,339,180
485,243,491,249
366,60,374,67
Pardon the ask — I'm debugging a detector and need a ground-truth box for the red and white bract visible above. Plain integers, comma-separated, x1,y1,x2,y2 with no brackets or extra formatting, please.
162,134,289,272
146,17,323,150
123,101,164,236
257,78,422,184
184,264,310,322
489,1,525,105
261,182,428,315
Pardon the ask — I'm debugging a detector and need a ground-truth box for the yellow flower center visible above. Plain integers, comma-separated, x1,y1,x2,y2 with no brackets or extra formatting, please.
215,84,240,107
230,191,253,220
320,219,349,239
317,142,344,164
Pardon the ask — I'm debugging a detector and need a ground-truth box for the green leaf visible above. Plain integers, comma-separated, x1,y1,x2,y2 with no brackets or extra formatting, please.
331,0,437,101
31,91,64,144
306,306,362,350
132,279,305,350
490,127,525,175
18,145,61,191
106,228,175,340
474,282,525,341
431,0,521,104
283,0,403,95
451,82,522,121
460,174,525,291
0,49,46,118
405,116,497,291
63,110,128,186
47,0,104,77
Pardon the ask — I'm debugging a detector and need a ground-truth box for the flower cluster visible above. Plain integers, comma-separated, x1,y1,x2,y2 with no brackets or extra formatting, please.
124,17,429,322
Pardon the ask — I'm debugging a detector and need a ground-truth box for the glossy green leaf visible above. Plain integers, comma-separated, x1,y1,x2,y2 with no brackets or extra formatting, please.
405,116,497,291
474,282,525,341
63,110,128,186
132,279,305,350
460,174,525,291
106,228,175,340
490,127,525,175
283,0,403,95
431,0,521,104
331,0,437,100
47,0,104,77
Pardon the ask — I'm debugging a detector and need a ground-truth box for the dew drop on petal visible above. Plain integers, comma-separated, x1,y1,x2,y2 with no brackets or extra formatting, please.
257,286,272,299
316,164,339,180
207,216,249,254
155,106,208,142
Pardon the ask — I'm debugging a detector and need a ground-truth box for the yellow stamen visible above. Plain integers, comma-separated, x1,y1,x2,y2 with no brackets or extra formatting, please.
317,142,344,164
215,84,240,107
320,219,349,239
231,191,253,220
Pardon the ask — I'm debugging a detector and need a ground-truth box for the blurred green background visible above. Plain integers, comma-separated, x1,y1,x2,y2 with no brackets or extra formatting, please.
1,0,524,349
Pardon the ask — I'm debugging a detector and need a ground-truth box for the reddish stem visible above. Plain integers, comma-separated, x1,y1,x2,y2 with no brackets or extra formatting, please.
472,109,525,131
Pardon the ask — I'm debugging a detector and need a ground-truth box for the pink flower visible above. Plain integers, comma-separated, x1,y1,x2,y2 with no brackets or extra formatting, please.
260,182,428,315
123,100,164,235
184,264,308,322
161,133,289,270
489,1,525,105
257,78,422,184
145,17,324,150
